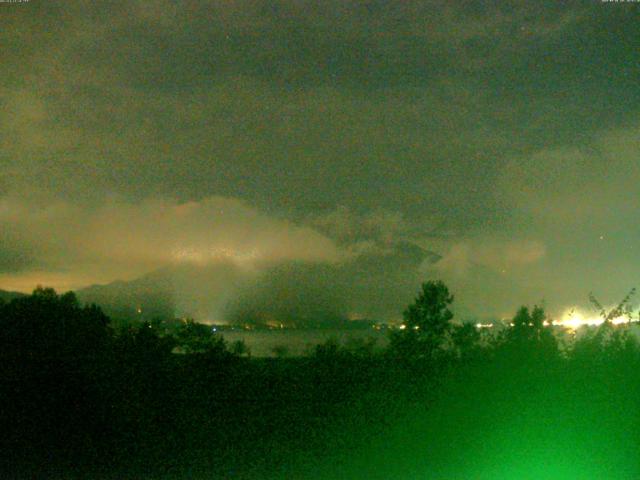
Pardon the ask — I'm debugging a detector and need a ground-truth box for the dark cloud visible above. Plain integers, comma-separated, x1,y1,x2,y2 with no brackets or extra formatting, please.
224,240,438,325
0,1,639,318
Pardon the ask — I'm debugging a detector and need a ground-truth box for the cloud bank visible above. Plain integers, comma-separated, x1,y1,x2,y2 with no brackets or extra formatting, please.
1,1,638,320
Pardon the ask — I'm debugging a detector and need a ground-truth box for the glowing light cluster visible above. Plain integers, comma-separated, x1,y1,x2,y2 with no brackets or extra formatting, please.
554,307,636,329
475,323,494,329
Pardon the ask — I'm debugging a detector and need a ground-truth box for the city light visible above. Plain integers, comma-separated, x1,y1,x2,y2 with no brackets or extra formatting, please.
555,307,636,328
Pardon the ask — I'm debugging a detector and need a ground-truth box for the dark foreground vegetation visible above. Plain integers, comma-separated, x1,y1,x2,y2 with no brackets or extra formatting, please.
2,283,640,479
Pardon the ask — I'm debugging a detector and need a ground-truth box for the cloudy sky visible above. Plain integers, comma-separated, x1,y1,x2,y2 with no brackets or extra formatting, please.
1,1,639,321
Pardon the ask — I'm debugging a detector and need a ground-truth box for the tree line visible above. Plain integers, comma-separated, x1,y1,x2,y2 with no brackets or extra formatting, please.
1,282,639,479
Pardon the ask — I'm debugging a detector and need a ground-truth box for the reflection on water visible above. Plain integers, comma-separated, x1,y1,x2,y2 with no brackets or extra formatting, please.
217,329,389,357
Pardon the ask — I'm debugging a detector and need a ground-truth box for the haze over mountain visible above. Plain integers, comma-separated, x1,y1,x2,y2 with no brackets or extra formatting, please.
76,241,450,326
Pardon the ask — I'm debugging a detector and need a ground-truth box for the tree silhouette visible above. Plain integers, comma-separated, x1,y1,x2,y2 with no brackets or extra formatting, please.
451,322,481,360
389,280,454,360
0,287,110,360
230,339,251,357
499,305,558,361
588,288,637,323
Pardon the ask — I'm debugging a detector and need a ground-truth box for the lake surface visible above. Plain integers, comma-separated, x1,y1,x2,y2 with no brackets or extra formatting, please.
215,328,389,357
216,323,640,357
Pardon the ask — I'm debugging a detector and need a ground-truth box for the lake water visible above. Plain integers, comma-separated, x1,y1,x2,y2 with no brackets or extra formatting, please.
216,323,640,357
215,328,389,357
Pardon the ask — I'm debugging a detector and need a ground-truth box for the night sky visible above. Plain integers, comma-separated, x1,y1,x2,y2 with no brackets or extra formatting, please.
1,1,639,321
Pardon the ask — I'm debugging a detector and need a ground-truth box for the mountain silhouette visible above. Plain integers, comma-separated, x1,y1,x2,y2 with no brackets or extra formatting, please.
0,289,26,303
75,241,444,326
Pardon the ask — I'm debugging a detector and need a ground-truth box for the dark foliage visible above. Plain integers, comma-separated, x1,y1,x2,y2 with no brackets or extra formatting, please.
1,284,640,479
388,280,455,362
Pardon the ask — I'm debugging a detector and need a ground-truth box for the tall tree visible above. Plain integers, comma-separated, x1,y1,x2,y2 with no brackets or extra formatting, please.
389,280,454,360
